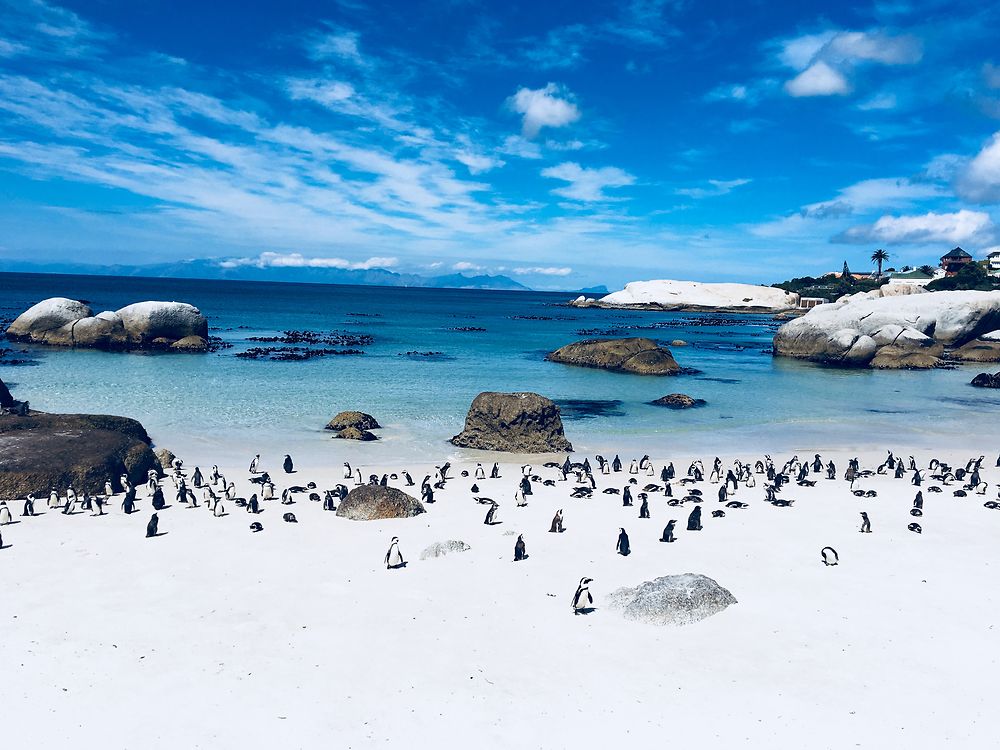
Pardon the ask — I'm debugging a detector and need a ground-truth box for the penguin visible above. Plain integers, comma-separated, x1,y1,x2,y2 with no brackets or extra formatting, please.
475,463,486,480
247,494,260,514
92,494,106,516
22,495,35,517
323,491,336,511
638,494,650,518
250,522,263,533
687,505,702,531
622,485,633,507
283,512,297,523
0,501,12,525
422,483,434,504
490,463,500,479
484,501,499,525
283,454,294,474
151,487,165,511
192,467,203,488
549,509,564,533
821,546,839,566
908,522,922,534
343,462,352,480
612,455,622,473
514,488,527,507
122,488,137,514
48,489,59,509
146,513,159,538
214,501,225,517
616,528,631,556
572,577,594,614
514,534,527,561
262,482,274,501
913,491,924,509
660,519,676,543
249,454,260,474
403,471,414,486
385,537,404,569
860,511,871,533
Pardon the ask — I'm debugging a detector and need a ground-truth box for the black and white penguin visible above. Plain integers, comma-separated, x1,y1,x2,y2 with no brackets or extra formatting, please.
612,455,622,473
192,466,203,488
660,519,676,543
249,454,260,474
145,513,159,538
572,577,594,614
250,522,263,533
622,485,633,507
616,528,631,556
514,534,526,561
151,486,165,511
247,494,260,514
283,512,297,523
385,537,404,569
283,454,294,474
638,494,650,518
22,494,35,517
484,501,499,525
490,463,500,479
860,511,871,533
0,501,12,526
821,546,839,566
687,505,702,531
549,509,564,533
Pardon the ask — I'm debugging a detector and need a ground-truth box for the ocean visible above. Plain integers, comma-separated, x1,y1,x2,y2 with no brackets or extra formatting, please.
2,271,998,464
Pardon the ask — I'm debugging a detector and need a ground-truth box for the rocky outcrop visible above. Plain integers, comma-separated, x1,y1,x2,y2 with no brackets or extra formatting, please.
585,280,798,312
650,393,706,408
774,290,1000,369
0,411,159,497
419,540,471,560
155,448,177,472
971,372,1000,388
950,336,1000,363
547,338,681,375
450,392,573,453
0,377,13,409
605,573,737,626
325,411,381,431
6,297,208,351
335,484,425,521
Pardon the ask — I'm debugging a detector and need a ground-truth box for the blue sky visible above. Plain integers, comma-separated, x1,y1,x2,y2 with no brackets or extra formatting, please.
1,0,999,289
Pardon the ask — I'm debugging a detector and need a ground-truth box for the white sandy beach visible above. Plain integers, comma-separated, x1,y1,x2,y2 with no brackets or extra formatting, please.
2,445,998,749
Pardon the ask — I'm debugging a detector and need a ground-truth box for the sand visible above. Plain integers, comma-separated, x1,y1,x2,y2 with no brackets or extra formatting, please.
1,446,998,749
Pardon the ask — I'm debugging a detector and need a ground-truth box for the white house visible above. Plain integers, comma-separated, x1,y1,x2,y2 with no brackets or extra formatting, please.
989,250,1000,277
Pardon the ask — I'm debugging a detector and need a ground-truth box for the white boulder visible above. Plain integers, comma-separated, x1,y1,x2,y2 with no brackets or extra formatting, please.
598,280,799,311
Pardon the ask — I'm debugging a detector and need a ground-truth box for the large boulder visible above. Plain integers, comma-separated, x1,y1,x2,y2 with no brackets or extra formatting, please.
450,392,573,453
774,290,1000,369
547,338,681,375
0,377,13,409
0,411,159,497
335,484,425,521
605,573,737,626
950,336,1000,363
325,411,381,431
5,297,208,351
596,280,799,311
971,372,1000,388
650,393,706,408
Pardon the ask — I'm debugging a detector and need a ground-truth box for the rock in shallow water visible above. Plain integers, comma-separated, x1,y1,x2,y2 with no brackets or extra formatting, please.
605,573,737,626
450,392,573,453
336,426,378,441
326,411,381,431
650,393,706,409
547,337,681,375
971,372,1000,388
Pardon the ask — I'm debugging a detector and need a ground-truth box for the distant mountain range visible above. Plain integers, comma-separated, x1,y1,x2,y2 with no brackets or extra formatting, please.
0,258,533,291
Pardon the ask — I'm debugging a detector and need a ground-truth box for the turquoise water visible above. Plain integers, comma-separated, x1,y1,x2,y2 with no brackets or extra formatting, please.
2,271,999,462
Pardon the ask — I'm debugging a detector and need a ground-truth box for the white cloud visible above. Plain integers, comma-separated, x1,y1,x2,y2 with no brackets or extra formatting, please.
857,92,897,110
500,135,542,159
541,161,635,202
512,266,573,276
957,131,1000,203
308,29,365,64
837,210,994,245
454,150,504,174
452,261,484,271
676,178,752,199
221,253,398,270
986,63,1000,90
507,83,580,138
785,61,850,97
287,78,355,106
825,31,921,66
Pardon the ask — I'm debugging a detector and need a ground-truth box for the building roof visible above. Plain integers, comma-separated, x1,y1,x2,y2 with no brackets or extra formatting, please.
941,247,972,260
988,250,1000,258
891,269,934,280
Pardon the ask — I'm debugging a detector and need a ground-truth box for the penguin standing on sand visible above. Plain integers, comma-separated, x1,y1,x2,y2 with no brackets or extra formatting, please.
860,512,871,533
616,528,631,556
22,495,35,517
572,578,594,614
549,509,564,533
514,534,526,561
192,467,203,488
660,519,676,542
622,485,633,507
0,501,11,525
520,475,533,497
475,463,486,480
484,500,499,525
283,455,294,474
638,494,650,519
612,455,622,473
247,494,260,514
490,463,500,479
422,483,434,505
146,513,159,538
687,505,702,531
249,454,260,474
122,487,137,514
343,462,352,480
385,537,404,569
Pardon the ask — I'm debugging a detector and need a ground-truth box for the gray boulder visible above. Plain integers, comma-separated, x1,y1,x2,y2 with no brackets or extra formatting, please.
450,392,573,453
605,573,737,626
547,337,681,375
6,298,93,344
336,426,378,441
971,372,1000,388
950,337,1000,363
651,393,706,408
116,301,208,347
419,540,471,560
325,411,381,431
335,484,425,521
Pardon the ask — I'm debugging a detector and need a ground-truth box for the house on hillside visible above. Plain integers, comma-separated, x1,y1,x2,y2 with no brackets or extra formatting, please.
887,268,936,287
940,247,974,276
988,250,1000,277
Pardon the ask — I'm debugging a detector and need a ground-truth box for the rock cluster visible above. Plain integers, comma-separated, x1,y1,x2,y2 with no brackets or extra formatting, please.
774,290,1000,369
971,372,1000,388
547,338,681,375
605,573,737,626
325,411,382,441
335,485,425,521
6,297,209,351
450,392,573,453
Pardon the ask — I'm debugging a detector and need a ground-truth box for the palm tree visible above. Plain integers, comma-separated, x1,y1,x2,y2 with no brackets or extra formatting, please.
871,249,890,280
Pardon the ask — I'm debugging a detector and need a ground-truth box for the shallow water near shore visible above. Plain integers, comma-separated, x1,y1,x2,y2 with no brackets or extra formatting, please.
3,271,999,461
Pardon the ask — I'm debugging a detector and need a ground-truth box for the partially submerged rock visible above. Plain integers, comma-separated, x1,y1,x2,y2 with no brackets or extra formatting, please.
6,297,208,351
336,426,378,441
971,372,1000,388
547,338,681,375
0,411,159,497
335,485,425,521
650,393,706,408
419,540,471,560
950,337,1000,363
325,411,381,431
450,392,573,453
774,290,1000,369
605,573,737,626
